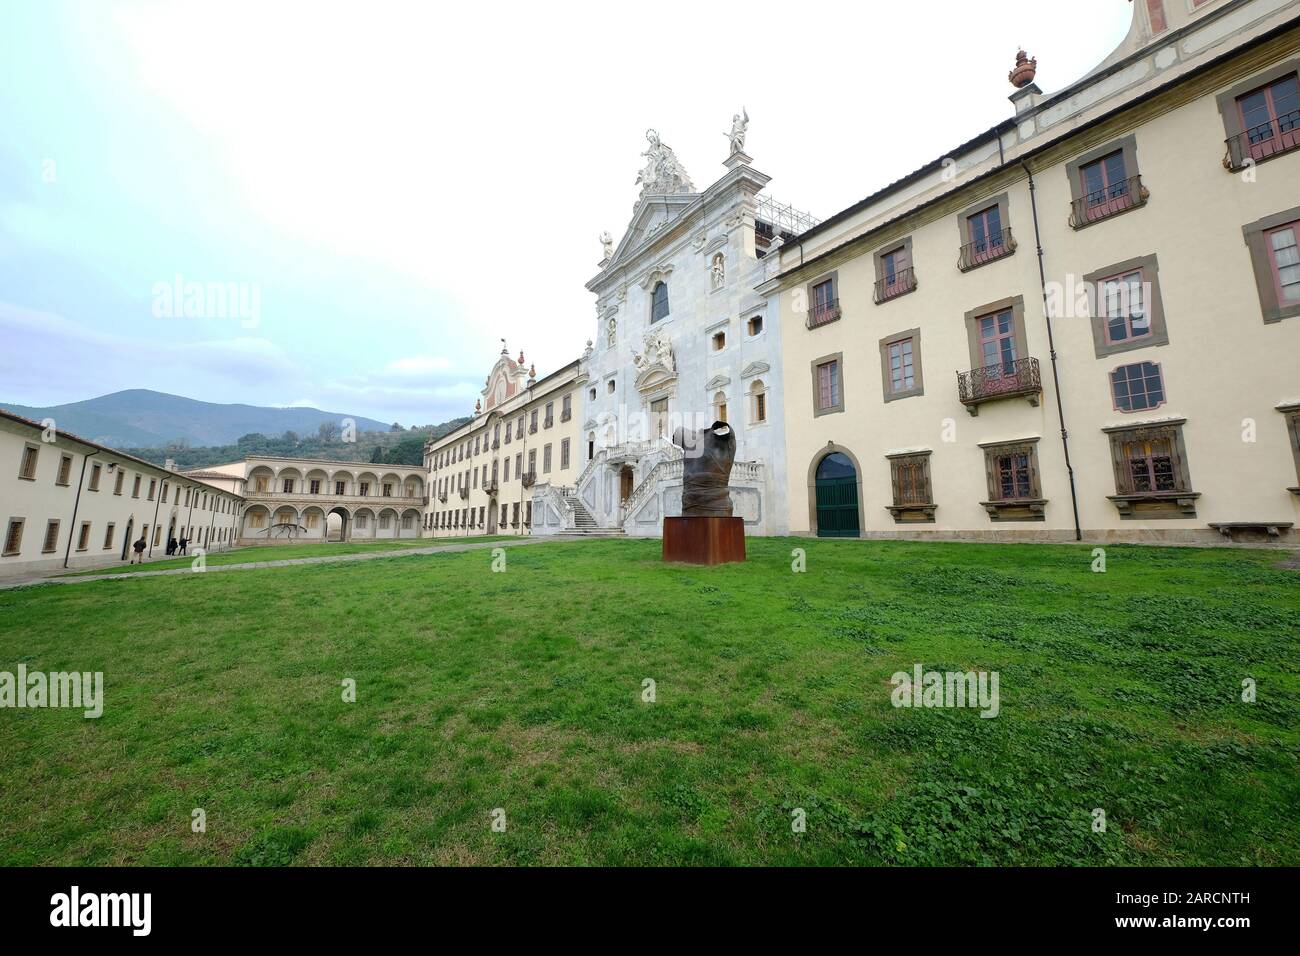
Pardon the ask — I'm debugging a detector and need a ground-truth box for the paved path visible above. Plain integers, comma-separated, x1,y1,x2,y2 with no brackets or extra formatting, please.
0,537,568,590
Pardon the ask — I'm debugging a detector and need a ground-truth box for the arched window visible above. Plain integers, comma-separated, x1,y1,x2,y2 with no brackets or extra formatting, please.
750,379,767,424
714,391,728,423
650,282,670,323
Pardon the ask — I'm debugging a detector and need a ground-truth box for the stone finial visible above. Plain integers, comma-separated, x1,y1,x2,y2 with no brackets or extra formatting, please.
528,363,536,379
475,399,482,414
1010,50,1037,88
518,350,525,365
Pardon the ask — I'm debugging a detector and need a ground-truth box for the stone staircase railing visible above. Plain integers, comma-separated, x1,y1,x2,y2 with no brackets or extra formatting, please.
621,457,682,522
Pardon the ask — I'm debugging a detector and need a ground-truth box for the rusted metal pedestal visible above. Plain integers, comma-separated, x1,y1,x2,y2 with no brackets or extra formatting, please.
662,516,746,565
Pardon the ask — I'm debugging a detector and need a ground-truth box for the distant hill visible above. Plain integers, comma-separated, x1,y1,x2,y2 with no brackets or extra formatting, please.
0,389,393,448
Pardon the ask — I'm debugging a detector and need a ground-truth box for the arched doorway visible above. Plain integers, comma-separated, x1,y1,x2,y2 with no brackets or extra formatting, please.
619,465,634,503
814,451,861,538
326,507,348,542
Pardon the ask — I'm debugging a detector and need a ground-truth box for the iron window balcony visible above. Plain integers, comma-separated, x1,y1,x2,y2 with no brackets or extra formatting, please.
806,298,842,329
874,267,917,304
1224,110,1300,170
521,471,537,488
544,417,554,429
458,487,469,500
1069,175,1149,229
958,227,1016,272
560,409,572,422
484,480,499,497
957,357,1042,414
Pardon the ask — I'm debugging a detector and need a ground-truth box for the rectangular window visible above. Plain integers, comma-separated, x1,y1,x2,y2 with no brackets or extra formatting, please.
77,521,91,551
18,444,38,480
88,462,102,491
880,330,923,402
56,454,73,486
114,470,124,495
1266,221,1300,305
401,513,413,530
562,394,572,421
305,512,320,529
42,520,60,553
814,356,843,415
561,438,571,469
1237,75,1300,163
103,523,115,550
748,315,763,336
379,513,391,530
1077,151,1133,223
511,502,520,527
712,331,726,351
146,479,156,501
4,518,24,555
887,452,936,523
335,480,345,495
310,479,321,494
544,402,554,428
528,449,536,473
543,444,553,474
980,440,1045,521
359,482,369,496
1110,361,1166,412
530,410,539,433
1242,207,1300,323
966,205,1003,263
1104,420,1197,517
874,241,916,302
807,275,840,328
282,478,294,493
161,483,168,503
754,389,767,423
382,482,392,497
132,475,141,498
650,397,669,437
1282,406,1300,491
979,309,1018,372
1100,269,1150,344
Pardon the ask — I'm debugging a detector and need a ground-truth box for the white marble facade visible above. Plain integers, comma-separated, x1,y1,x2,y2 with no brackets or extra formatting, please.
569,129,811,536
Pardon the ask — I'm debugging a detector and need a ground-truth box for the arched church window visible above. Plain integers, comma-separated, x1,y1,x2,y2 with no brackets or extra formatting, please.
750,379,767,424
650,282,669,323
714,390,728,423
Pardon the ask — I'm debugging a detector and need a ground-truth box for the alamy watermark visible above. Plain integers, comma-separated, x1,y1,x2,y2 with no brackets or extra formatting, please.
890,665,1000,718
152,273,260,329
0,665,103,718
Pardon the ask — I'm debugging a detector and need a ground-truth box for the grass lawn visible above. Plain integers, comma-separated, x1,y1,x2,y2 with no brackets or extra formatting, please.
60,536,516,576
1,537,1296,866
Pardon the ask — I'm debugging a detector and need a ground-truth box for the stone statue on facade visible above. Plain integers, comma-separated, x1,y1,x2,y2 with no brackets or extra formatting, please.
600,231,613,260
711,253,725,290
632,327,674,374
726,108,749,155
636,129,695,199
607,316,617,348
673,422,736,518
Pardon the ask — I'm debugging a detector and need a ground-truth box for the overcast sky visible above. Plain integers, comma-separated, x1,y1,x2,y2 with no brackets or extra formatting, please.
0,0,1134,425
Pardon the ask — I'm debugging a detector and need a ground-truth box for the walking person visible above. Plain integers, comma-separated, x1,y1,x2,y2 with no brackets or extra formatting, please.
178,535,188,556
131,536,146,565
166,536,177,556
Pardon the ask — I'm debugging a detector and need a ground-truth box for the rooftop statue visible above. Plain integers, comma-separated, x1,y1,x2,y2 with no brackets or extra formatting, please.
636,129,694,199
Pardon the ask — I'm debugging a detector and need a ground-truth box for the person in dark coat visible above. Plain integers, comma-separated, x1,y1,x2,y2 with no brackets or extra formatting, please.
166,536,177,555
178,536,188,556
131,536,146,564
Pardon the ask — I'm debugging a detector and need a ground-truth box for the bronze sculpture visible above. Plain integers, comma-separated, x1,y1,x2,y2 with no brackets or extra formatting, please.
673,421,736,518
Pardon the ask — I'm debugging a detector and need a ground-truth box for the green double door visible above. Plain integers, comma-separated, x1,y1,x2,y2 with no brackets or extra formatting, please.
815,452,860,538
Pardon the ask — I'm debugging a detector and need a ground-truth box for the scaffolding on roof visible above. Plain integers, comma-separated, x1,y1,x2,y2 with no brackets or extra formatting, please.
755,195,819,236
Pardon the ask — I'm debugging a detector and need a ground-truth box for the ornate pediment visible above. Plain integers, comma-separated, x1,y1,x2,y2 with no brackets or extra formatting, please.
705,374,731,390
636,129,695,202
741,361,770,379
638,263,675,291
633,328,677,394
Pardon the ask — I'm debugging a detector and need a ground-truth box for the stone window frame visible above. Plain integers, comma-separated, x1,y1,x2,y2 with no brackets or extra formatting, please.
1102,417,1199,518
878,328,925,403
17,442,38,481
978,437,1047,522
886,450,937,523
1242,205,1300,324
102,522,115,550
55,453,73,487
747,314,765,337
1084,254,1170,357
804,270,841,328
1279,403,1300,494
76,520,91,552
543,443,553,474
956,192,1016,273
748,379,769,426
560,438,571,470
872,236,917,303
1064,134,1148,231
811,351,845,418
3,518,24,556
963,295,1029,371
42,519,60,554
1216,58,1300,171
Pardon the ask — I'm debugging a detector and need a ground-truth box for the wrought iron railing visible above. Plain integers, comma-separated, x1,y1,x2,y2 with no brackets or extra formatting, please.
529,423,538,434
521,471,537,488
874,267,916,304
806,298,841,329
958,357,1041,406
560,409,572,422
544,417,554,429
1069,175,1148,228
958,227,1015,271
1224,110,1300,170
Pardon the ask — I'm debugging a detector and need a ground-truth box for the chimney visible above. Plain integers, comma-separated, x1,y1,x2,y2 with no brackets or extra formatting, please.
165,458,176,472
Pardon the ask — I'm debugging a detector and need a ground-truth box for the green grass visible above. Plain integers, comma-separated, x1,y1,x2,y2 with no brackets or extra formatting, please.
2,537,1297,866
61,536,515,576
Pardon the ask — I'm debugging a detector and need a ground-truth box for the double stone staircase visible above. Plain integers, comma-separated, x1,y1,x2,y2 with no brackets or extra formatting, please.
562,494,624,536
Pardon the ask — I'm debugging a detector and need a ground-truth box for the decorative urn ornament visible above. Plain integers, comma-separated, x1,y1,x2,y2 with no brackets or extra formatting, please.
1009,50,1037,88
